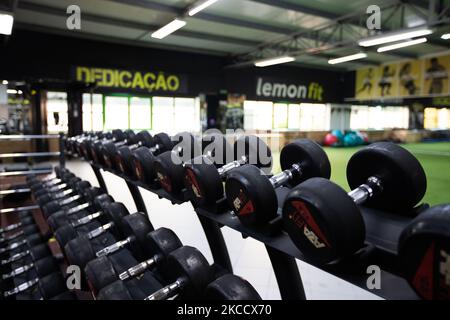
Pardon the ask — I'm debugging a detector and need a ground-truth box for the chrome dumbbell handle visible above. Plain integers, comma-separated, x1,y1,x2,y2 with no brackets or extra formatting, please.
95,236,135,257
144,279,183,300
118,256,158,281
3,278,39,297
2,263,34,279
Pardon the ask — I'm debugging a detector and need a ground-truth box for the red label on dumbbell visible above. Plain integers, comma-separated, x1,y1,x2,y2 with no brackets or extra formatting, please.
134,159,144,181
156,171,172,193
288,200,331,249
233,189,254,216
185,168,203,199
412,242,435,300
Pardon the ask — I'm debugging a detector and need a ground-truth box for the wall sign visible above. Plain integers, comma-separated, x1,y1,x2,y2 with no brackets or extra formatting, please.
256,77,324,102
72,66,188,94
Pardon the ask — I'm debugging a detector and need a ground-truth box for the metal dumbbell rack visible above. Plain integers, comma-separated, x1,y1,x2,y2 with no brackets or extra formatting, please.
66,142,420,300
0,133,66,212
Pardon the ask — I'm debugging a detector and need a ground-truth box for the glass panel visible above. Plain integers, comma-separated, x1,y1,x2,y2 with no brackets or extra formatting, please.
104,96,129,130
130,97,151,130
174,98,196,132
273,103,288,129
288,104,300,129
46,92,68,133
82,94,92,131
299,103,330,131
152,97,174,133
92,94,103,131
243,100,272,130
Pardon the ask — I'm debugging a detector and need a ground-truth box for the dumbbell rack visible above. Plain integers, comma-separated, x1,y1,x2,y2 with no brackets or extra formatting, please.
68,150,420,300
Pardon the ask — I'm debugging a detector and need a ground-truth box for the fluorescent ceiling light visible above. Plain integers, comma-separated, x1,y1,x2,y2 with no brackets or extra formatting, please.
188,0,218,16
328,53,367,65
0,12,14,36
151,19,186,39
441,33,450,40
2,80,8,85
254,56,295,67
358,28,432,47
7,89,17,94
377,37,427,53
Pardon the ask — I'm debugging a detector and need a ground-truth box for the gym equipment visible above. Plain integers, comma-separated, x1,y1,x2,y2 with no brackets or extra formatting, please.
54,202,129,248
2,272,68,300
0,243,51,267
183,135,269,207
97,246,211,300
205,274,261,300
225,139,331,227
90,129,134,166
0,232,45,255
98,130,139,169
64,211,152,269
85,227,182,291
47,193,114,231
2,256,59,280
323,133,338,146
153,132,211,196
282,142,426,264
114,131,163,176
0,216,35,236
131,133,174,185
398,204,450,300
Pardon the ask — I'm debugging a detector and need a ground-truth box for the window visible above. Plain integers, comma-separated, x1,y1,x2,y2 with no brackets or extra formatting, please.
46,92,68,133
104,96,129,130
299,103,330,131
152,97,175,133
288,104,300,129
174,97,198,132
273,103,288,129
82,93,103,131
244,100,272,130
425,108,450,129
350,105,409,130
130,97,151,130
152,97,199,133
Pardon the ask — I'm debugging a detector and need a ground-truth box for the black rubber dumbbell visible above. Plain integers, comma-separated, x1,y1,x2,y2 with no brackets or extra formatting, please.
2,271,68,300
225,139,331,227
120,132,173,182
53,202,130,249
78,131,114,160
97,246,212,300
85,227,182,292
0,230,45,257
2,256,60,282
282,142,426,264
204,274,262,300
97,130,137,169
33,180,90,208
0,243,52,275
0,216,36,239
47,193,114,231
184,135,271,207
64,212,153,270
113,130,155,176
398,204,450,300
88,130,131,165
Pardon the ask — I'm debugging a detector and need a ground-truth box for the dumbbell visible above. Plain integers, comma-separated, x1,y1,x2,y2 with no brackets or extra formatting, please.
28,175,78,197
98,130,139,169
0,215,36,236
2,256,60,281
97,246,211,300
0,243,52,275
47,193,114,232
0,231,45,256
31,176,83,201
42,186,107,221
398,204,450,300
2,272,68,300
54,202,130,249
90,129,134,166
34,180,91,210
204,274,262,300
184,135,271,207
80,129,125,162
153,132,211,195
282,142,426,264
131,133,176,186
116,132,173,178
64,212,153,270
85,227,182,292
225,139,331,227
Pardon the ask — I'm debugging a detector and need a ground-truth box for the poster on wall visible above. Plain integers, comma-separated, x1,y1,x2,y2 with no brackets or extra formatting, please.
355,67,378,99
375,63,398,98
423,55,450,96
354,53,450,100
398,60,422,96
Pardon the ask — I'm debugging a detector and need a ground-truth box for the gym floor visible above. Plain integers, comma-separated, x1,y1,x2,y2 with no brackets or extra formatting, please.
63,141,449,300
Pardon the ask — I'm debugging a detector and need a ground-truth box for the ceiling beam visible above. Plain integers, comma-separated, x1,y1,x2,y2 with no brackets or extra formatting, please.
248,0,337,19
17,1,260,48
108,0,295,34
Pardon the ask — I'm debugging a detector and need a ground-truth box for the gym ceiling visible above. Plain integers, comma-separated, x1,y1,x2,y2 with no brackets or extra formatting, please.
3,0,450,71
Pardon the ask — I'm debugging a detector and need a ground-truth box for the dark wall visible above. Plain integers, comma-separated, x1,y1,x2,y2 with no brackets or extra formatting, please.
0,29,347,102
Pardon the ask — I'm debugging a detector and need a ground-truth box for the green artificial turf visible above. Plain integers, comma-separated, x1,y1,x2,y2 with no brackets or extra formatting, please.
271,141,450,206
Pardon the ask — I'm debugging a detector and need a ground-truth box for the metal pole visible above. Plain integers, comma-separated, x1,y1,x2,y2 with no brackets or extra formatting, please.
126,181,149,217
197,215,233,273
59,133,66,169
90,164,108,193
265,245,306,300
